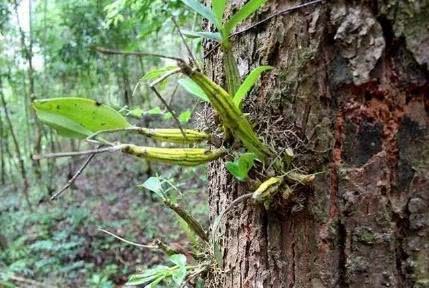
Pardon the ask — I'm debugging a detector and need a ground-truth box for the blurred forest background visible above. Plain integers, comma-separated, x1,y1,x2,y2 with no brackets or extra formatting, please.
0,0,209,287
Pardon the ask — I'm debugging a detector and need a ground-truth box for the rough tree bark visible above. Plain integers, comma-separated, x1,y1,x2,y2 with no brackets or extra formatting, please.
204,1,428,287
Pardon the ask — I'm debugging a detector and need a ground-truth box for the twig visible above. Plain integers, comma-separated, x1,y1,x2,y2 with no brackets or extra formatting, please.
50,152,97,200
163,198,209,242
150,86,187,139
98,228,158,249
169,84,179,106
98,228,197,258
33,145,125,160
171,16,200,70
204,0,324,58
211,193,253,242
149,68,181,87
231,0,324,38
94,46,184,63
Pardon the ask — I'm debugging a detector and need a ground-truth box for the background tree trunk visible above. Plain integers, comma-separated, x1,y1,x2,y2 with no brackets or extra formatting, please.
204,1,428,287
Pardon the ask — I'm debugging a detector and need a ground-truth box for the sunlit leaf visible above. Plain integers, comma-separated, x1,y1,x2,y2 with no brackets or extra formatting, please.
146,107,163,115
233,66,272,108
212,0,227,24
172,266,187,285
127,107,145,118
142,66,178,82
181,0,220,29
32,97,131,139
169,254,187,267
182,30,222,42
225,152,257,181
126,265,169,286
162,112,173,120
178,110,192,124
224,0,267,36
178,78,209,102
140,177,163,198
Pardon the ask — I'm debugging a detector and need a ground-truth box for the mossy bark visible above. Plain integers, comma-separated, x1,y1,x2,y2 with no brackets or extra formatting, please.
204,0,429,287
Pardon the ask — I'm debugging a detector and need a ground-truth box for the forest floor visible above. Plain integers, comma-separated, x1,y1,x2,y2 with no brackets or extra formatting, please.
0,152,208,287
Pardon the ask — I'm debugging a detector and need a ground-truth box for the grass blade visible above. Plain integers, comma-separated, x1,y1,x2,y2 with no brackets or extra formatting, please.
233,66,272,108
224,0,267,36
181,0,220,29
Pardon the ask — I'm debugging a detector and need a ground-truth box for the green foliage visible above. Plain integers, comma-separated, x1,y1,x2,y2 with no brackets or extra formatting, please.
178,110,192,124
1,0,209,286
181,0,219,29
182,30,222,41
223,0,267,37
143,66,179,82
233,66,272,108
212,0,227,24
178,78,209,102
140,176,164,198
126,254,187,287
181,0,267,41
33,97,131,139
225,152,257,181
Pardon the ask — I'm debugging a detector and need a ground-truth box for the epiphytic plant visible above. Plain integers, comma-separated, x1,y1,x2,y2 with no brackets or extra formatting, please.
32,0,323,285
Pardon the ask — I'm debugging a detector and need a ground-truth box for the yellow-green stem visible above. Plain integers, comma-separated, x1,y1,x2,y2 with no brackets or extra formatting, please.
223,47,241,95
180,64,272,160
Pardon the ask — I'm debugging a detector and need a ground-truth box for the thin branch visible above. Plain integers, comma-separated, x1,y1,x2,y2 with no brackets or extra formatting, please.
169,84,179,107
50,152,97,200
98,228,158,249
231,0,324,38
150,86,187,139
94,46,184,63
171,16,200,70
204,0,324,58
163,198,209,242
86,128,136,144
149,68,181,87
33,145,125,160
98,228,195,257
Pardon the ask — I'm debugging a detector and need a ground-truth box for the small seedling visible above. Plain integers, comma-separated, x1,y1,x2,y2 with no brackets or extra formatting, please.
126,254,187,287
225,152,257,181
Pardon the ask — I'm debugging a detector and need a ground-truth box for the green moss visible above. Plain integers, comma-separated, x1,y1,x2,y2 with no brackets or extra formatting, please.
414,252,429,287
353,227,377,245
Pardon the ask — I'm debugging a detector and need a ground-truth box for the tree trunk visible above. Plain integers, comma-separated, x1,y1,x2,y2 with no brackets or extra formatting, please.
0,75,32,211
0,108,5,185
204,1,428,287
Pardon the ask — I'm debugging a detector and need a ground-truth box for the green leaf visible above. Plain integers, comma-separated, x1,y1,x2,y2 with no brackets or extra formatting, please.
212,0,227,24
127,107,145,118
126,265,169,286
140,177,163,198
182,30,222,42
233,66,272,108
146,107,163,115
162,112,173,120
32,97,131,139
178,78,209,102
144,276,164,288
172,266,187,285
142,66,178,82
225,152,257,181
178,110,192,124
169,254,187,267
181,0,220,29
224,0,267,36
